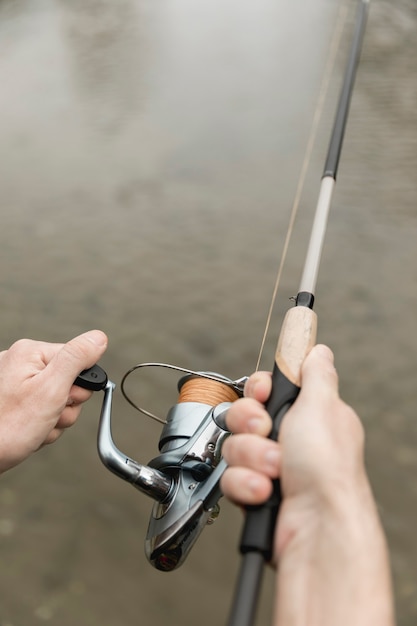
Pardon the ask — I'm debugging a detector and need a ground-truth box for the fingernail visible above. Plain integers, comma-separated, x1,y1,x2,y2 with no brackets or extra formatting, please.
264,448,280,471
85,330,108,347
247,476,262,493
248,417,264,433
314,344,334,363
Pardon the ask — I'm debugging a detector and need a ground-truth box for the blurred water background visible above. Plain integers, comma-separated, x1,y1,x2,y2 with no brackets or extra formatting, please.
0,0,416,624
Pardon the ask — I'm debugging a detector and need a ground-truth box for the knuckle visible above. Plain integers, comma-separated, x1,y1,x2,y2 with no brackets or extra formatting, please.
9,338,35,354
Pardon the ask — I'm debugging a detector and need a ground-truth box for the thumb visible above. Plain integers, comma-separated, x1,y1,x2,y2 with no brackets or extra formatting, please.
299,344,339,402
45,330,108,391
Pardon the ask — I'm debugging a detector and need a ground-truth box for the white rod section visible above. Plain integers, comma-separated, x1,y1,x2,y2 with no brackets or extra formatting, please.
298,175,335,295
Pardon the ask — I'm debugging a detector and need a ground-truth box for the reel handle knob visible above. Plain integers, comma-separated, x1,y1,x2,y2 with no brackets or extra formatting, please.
75,364,108,391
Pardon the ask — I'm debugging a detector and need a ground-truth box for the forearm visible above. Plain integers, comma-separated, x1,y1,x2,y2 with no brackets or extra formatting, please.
274,484,395,626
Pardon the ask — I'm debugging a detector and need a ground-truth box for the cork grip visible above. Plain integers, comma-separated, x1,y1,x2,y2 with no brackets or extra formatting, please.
275,305,317,387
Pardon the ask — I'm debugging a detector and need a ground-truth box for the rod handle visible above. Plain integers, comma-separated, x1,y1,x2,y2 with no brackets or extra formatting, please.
239,305,317,559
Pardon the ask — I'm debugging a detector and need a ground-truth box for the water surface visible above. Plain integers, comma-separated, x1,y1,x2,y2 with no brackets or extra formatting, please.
0,1,416,624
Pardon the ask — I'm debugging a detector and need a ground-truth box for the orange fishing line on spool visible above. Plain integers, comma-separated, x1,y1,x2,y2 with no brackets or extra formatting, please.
178,377,239,405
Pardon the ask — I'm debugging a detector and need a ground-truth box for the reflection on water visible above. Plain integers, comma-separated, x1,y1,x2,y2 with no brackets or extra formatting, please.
0,1,416,624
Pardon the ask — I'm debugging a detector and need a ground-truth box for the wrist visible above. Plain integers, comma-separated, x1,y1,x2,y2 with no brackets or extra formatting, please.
275,479,395,626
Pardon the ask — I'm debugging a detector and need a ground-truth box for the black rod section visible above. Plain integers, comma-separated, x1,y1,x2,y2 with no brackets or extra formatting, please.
226,553,265,626
323,0,369,179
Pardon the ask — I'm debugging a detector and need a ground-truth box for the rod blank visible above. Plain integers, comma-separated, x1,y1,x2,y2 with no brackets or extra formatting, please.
299,0,369,297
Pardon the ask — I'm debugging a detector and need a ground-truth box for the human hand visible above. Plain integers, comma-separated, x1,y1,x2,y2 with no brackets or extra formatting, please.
0,330,108,473
221,344,369,553
221,344,394,626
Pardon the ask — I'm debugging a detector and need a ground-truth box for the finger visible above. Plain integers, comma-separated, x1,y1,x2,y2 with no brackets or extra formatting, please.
43,330,108,393
222,434,281,478
226,397,272,436
221,467,273,505
41,428,65,446
55,403,84,430
244,371,272,402
299,344,339,402
55,407,80,430
66,385,93,406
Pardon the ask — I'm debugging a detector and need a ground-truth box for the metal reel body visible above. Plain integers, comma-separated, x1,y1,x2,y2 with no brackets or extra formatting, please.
97,367,242,571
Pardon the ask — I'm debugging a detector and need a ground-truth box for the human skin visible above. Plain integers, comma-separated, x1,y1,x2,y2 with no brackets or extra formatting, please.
0,329,108,473
221,344,396,626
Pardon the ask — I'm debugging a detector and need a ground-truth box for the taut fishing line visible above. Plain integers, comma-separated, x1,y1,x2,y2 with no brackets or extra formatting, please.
255,1,348,372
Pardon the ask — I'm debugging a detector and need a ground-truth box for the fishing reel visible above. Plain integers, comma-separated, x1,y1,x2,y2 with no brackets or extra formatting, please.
77,364,246,571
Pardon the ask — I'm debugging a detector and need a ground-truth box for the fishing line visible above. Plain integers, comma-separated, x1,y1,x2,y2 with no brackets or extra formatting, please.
255,1,348,372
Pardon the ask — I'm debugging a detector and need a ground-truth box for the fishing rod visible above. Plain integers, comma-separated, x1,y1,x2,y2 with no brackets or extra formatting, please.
227,1,370,625
73,0,369,608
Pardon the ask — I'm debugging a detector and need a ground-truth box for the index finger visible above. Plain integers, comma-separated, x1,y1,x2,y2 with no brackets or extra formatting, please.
244,371,272,402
